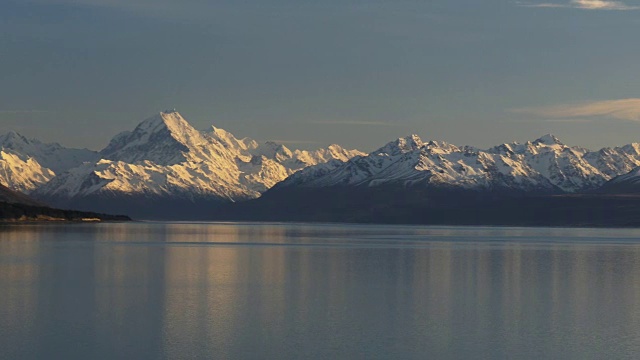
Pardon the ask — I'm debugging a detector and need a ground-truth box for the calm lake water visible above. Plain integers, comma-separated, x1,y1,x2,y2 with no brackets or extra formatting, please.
2,222,640,359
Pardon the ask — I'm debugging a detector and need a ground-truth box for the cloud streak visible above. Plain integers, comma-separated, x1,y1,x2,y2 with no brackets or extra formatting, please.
520,0,640,10
510,99,640,121
309,120,396,127
0,110,49,114
24,0,219,21
268,139,322,145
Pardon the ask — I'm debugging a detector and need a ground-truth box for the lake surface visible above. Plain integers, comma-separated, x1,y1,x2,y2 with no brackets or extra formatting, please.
2,222,640,359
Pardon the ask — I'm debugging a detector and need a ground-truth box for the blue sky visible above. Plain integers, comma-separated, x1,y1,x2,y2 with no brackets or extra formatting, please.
1,0,639,151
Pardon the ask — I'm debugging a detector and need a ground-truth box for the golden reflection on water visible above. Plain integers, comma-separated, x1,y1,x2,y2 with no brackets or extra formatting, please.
162,247,243,359
0,227,41,354
3,224,640,358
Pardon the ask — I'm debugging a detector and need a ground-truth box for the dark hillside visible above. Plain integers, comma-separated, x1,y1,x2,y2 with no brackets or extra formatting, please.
0,184,130,221
0,201,131,221
213,186,640,227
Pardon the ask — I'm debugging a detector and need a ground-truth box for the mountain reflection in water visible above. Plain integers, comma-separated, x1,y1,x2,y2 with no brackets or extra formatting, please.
1,223,640,359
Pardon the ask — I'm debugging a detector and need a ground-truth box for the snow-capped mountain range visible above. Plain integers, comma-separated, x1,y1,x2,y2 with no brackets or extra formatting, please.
276,134,640,194
0,110,362,217
597,166,640,194
0,132,98,193
4,109,640,218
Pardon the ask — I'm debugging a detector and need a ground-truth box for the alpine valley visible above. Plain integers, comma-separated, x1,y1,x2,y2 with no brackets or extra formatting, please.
4,110,640,224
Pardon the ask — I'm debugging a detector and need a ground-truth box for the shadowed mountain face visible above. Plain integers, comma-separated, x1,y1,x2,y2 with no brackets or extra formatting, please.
598,167,640,194
0,183,42,206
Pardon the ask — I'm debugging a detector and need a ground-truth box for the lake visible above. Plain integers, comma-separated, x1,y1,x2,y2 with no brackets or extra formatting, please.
1,222,640,359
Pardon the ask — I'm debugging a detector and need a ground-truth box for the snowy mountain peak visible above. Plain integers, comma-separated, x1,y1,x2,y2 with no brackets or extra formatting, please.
0,149,55,193
0,131,44,148
424,139,457,151
100,111,209,165
325,144,355,157
138,111,198,139
621,143,640,155
0,131,25,143
534,134,563,146
210,125,234,139
374,135,424,155
208,125,258,151
257,141,293,160
403,134,424,148
0,130,97,176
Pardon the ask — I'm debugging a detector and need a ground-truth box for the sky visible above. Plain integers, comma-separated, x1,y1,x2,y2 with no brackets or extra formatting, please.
1,0,639,152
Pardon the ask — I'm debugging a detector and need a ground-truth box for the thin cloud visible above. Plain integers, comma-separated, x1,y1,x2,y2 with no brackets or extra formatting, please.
268,139,322,145
27,0,171,11
510,99,640,121
541,118,595,123
519,0,640,10
24,0,213,21
573,0,640,9
0,110,49,114
309,120,396,127
519,2,570,7
498,117,594,124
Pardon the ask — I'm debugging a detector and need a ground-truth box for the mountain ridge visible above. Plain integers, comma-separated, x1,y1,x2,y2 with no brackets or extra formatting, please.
276,133,640,194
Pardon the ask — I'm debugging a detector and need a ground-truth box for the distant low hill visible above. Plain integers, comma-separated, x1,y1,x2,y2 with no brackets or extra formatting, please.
0,184,130,222
214,186,640,228
0,183,43,206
